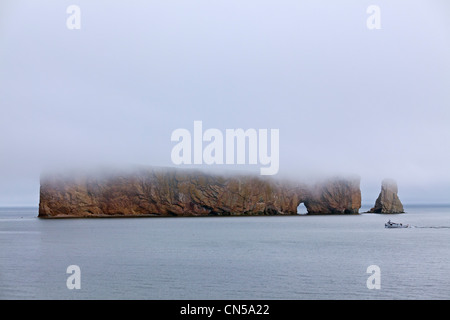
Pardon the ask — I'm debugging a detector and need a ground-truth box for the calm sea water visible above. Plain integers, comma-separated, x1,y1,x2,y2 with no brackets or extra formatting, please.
1,205,450,300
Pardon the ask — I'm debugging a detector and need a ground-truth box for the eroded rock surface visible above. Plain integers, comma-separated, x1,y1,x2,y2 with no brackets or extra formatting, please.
368,179,404,213
38,167,361,217
304,177,361,214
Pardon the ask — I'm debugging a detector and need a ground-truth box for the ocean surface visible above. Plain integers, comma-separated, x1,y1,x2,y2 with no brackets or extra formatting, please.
1,205,450,300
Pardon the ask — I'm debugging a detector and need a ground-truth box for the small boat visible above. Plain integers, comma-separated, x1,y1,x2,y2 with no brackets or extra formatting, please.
385,220,409,228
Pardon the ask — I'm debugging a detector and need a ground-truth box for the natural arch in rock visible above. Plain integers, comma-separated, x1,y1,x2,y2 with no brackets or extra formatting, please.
296,202,308,215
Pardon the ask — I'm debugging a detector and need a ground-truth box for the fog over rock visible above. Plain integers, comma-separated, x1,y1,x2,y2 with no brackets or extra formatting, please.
368,179,404,214
38,167,361,217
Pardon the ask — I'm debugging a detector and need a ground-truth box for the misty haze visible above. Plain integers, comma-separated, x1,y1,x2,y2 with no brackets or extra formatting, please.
1,0,450,303
0,0,449,206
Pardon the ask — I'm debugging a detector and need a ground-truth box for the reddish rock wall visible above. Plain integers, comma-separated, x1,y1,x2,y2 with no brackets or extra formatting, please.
39,167,361,218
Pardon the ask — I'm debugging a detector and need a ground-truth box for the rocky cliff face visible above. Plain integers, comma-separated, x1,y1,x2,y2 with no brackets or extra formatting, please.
368,179,404,213
304,177,361,214
38,167,361,218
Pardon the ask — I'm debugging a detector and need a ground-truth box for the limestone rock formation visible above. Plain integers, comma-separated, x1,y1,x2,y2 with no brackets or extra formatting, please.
304,177,361,214
368,179,404,213
38,167,361,218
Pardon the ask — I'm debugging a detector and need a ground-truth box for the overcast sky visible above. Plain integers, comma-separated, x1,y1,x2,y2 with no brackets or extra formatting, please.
1,0,449,206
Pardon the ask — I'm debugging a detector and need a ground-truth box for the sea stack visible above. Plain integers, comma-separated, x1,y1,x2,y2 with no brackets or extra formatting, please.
368,179,404,213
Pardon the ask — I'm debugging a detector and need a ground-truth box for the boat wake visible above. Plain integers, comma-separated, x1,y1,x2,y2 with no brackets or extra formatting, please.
410,226,450,229
385,220,450,229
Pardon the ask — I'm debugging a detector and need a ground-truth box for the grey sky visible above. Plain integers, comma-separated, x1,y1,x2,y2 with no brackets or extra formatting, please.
1,0,450,206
